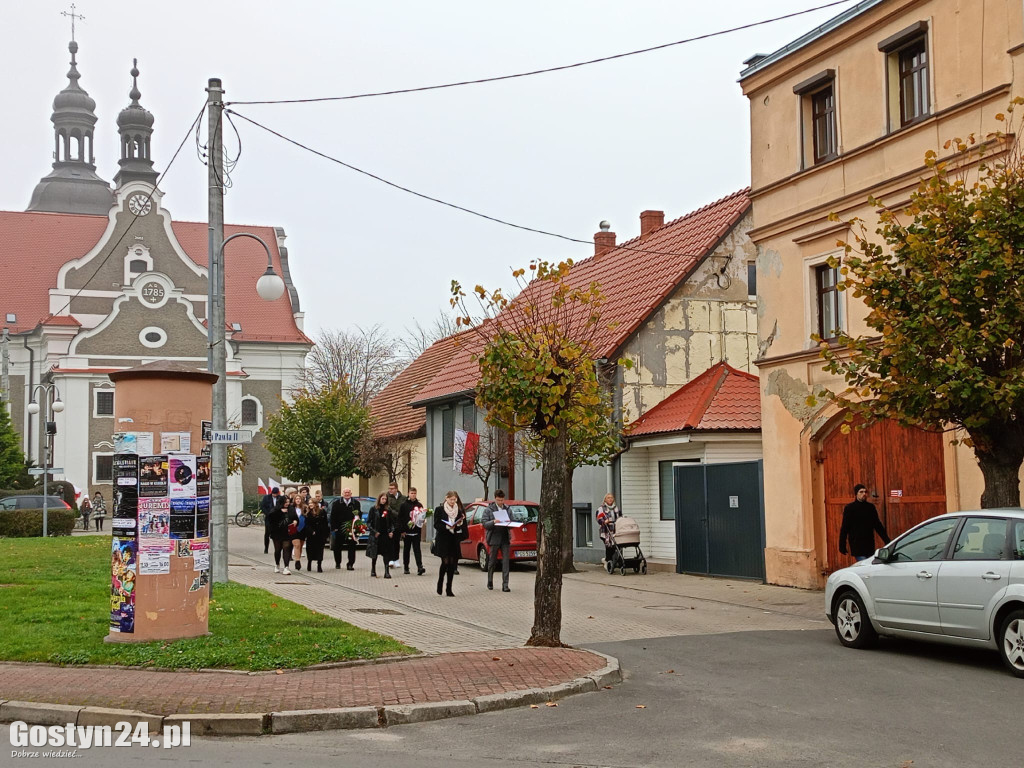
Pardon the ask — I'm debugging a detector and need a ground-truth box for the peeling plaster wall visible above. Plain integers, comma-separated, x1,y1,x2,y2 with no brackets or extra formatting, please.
619,212,759,422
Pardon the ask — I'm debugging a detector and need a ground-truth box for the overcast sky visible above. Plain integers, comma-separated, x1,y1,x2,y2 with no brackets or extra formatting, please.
1,1,856,342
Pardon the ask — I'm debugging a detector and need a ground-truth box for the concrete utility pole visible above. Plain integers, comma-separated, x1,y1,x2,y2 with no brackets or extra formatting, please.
207,78,228,584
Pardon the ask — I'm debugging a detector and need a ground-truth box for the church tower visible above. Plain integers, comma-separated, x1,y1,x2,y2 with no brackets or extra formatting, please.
27,39,114,215
113,59,159,188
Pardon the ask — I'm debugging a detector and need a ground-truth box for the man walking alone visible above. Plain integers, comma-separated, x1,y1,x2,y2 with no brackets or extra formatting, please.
482,489,512,592
839,484,891,562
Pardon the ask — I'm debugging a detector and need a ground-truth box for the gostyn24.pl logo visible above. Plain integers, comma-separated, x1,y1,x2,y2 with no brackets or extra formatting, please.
10,720,190,753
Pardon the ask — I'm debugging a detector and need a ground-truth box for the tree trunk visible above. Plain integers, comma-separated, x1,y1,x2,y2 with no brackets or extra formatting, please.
561,465,577,574
971,425,1024,508
321,477,337,495
528,430,566,647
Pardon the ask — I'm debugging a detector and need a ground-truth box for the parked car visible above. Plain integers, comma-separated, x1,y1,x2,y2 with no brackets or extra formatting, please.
460,500,539,570
0,495,71,511
320,496,376,546
825,508,1024,677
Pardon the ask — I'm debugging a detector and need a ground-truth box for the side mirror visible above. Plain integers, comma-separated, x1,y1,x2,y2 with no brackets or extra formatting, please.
875,547,891,563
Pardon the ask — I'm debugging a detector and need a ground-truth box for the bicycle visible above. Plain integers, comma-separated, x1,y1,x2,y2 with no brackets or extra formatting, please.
235,509,264,527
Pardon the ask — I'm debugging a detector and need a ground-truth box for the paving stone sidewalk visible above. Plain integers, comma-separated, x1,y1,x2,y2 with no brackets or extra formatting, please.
0,648,604,716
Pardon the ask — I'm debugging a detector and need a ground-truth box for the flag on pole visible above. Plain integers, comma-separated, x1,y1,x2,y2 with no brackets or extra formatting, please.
461,431,479,475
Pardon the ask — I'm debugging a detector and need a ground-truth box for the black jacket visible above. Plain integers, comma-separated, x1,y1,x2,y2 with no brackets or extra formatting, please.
330,497,360,531
267,507,290,541
839,500,891,557
399,498,425,538
433,504,467,559
304,512,330,558
260,493,278,516
368,504,397,537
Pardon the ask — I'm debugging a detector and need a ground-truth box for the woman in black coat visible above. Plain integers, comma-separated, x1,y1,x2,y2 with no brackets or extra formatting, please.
268,499,294,574
303,504,330,573
367,493,398,579
433,490,467,597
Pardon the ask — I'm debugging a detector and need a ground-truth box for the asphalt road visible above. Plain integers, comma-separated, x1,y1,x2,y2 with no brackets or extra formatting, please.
5,628,1018,768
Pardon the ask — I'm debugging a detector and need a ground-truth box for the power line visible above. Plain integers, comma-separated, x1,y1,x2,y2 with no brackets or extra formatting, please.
227,0,856,106
228,109,724,259
50,102,208,318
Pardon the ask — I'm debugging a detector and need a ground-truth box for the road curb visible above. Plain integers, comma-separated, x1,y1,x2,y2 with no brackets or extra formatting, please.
0,651,622,735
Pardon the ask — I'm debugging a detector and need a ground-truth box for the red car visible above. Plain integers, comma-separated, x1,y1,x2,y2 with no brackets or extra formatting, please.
460,500,540,570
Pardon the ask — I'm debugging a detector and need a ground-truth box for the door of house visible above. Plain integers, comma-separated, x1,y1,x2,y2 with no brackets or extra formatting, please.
675,461,765,580
822,418,946,574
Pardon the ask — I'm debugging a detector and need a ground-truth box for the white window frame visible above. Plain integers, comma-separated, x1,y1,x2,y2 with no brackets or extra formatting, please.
124,244,153,285
93,387,115,418
239,395,263,429
93,452,114,485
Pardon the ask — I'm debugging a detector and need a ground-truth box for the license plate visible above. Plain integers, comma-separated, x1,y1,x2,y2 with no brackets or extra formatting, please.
516,550,537,558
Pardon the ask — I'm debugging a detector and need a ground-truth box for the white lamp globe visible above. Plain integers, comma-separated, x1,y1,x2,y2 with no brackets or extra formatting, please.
51,399,65,413
27,401,40,415
256,269,286,302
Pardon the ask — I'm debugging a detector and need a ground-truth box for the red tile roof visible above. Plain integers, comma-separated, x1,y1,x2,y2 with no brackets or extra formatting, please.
0,210,309,344
368,331,468,440
39,314,82,327
411,190,751,405
627,362,761,437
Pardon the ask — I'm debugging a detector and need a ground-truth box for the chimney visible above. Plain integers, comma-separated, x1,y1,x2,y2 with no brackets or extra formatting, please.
594,221,616,256
639,210,665,240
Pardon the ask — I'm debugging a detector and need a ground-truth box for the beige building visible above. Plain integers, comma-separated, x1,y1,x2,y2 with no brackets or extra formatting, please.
740,0,1024,587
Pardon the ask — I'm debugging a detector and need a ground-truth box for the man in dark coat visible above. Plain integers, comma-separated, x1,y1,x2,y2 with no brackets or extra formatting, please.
399,487,427,575
481,489,512,592
839,484,891,561
260,487,279,554
330,489,360,570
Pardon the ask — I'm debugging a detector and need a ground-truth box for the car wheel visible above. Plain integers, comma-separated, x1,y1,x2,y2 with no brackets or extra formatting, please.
478,546,489,572
833,590,877,649
998,609,1024,678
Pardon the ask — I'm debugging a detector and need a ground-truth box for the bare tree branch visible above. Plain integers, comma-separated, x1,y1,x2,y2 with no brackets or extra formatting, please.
301,325,403,406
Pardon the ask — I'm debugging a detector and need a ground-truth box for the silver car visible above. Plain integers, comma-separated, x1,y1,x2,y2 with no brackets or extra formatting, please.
825,508,1024,677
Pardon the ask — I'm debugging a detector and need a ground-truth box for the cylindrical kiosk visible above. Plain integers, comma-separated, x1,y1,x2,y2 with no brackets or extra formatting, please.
105,361,217,643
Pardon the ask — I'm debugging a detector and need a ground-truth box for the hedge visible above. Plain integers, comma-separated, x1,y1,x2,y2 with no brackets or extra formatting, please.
0,509,78,537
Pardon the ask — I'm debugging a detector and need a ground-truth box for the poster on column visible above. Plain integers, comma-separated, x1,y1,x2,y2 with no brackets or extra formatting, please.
139,540,172,575
195,496,210,537
139,456,169,497
111,455,139,536
191,537,210,572
169,455,197,498
110,537,137,633
138,497,170,537
196,456,210,497
170,497,196,539
161,432,191,454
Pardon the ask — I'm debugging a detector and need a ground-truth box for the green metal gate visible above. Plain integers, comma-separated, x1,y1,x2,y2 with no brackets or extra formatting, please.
674,461,765,580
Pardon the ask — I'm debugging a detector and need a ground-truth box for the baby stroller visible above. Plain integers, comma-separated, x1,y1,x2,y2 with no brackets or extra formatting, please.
603,515,647,575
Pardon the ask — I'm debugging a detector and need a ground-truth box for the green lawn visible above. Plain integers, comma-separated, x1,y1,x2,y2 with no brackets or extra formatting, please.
0,537,413,670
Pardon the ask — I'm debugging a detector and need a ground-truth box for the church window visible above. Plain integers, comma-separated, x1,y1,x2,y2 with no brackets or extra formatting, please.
94,389,114,417
139,326,167,349
130,259,147,274
240,396,263,428
93,453,114,484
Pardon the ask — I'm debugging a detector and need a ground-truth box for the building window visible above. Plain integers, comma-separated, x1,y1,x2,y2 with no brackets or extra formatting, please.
239,396,263,429
94,389,114,417
659,461,676,520
898,39,929,126
747,262,757,300
461,402,476,432
575,507,594,548
816,264,842,341
93,453,113,484
441,407,454,460
811,85,837,162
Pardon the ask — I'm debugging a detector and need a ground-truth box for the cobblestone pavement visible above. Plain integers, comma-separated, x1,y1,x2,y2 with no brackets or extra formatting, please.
228,527,826,654
0,648,602,715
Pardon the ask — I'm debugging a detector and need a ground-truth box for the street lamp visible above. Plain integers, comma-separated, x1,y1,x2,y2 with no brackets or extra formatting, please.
207,231,285,583
27,383,65,538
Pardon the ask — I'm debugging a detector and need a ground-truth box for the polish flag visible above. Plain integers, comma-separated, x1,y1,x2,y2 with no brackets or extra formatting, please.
268,477,282,492
461,431,479,475
257,478,269,495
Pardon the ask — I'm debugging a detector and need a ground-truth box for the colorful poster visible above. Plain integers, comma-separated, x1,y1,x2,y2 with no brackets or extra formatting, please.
139,455,169,497
196,496,210,537
110,537,137,633
113,432,136,454
160,432,191,453
138,497,170,537
111,457,139,537
175,539,193,558
196,456,210,497
170,497,196,539
139,541,172,575
169,455,197,498
192,537,210,571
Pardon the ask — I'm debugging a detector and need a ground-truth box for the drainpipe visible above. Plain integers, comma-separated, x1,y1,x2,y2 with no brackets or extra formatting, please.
22,336,34,460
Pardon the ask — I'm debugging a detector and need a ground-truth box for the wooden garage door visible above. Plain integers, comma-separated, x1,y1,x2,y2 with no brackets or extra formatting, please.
822,418,946,573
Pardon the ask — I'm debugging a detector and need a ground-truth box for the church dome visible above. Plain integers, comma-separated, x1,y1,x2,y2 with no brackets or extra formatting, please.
116,61,155,129
52,42,97,120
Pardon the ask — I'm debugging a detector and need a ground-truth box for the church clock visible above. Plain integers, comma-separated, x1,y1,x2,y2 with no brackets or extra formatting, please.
127,193,152,216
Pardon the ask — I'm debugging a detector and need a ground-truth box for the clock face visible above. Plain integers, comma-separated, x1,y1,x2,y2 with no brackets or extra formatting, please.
140,281,165,305
128,194,152,216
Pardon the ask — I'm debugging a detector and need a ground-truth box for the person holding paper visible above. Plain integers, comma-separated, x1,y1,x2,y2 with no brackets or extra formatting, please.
433,491,467,597
482,489,513,592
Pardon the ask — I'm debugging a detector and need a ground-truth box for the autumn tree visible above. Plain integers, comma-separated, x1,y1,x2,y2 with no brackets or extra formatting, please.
453,260,617,646
818,112,1024,507
301,325,402,406
356,432,413,485
264,381,371,495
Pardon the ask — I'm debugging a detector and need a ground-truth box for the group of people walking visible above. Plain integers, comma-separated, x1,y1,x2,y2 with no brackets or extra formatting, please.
78,491,107,531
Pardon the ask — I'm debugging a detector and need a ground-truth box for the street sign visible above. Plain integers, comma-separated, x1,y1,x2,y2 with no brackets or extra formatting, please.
28,467,64,475
210,429,252,444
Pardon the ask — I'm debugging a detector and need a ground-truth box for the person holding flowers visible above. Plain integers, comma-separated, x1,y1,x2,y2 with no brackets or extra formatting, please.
400,487,427,575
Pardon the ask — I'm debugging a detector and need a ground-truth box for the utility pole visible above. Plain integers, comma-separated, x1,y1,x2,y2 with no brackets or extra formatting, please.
207,78,228,584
